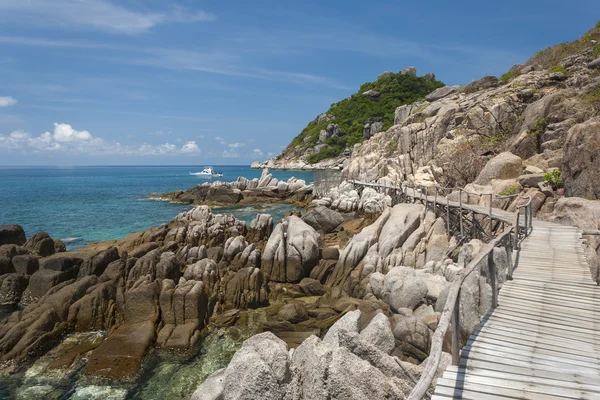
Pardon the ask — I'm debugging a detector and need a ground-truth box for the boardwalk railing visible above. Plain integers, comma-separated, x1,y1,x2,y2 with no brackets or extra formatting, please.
313,170,343,198
348,180,532,247
343,180,534,399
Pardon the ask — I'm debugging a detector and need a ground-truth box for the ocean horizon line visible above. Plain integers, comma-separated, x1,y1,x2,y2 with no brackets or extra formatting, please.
0,164,256,168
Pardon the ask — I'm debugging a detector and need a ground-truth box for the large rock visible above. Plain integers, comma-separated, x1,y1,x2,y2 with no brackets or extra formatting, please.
463,75,499,93
0,256,14,275
24,232,56,257
0,224,25,246
378,204,422,259
77,247,120,278
23,267,79,300
0,273,29,303
222,332,290,400
385,268,428,311
41,256,83,272
223,267,268,309
262,216,320,283
191,368,225,400
11,254,39,275
193,310,415,400
83,320,156,379
277,303,309,324
157,278,207,349
359,312,395,354
0,225,26,246
426,85,459,102
323,309,361,346
563,117,600,199
475,152,523,185
392,315,431,353
249,214,273,242
224,236,248,262
289,333,410,399
301,206,344,233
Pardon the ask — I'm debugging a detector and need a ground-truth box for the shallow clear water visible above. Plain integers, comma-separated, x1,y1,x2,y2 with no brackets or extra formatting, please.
0,329,247,400
0,165,313,250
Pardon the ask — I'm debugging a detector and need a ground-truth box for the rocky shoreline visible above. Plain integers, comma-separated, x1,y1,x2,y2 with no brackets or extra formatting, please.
0,167,470,398
2,149,600,398
150,170,314,207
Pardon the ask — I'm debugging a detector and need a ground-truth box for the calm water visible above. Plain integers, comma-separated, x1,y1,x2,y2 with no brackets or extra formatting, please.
0,166,314,250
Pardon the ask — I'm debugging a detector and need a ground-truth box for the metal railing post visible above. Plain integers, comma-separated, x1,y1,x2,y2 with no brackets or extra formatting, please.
452,291,461,366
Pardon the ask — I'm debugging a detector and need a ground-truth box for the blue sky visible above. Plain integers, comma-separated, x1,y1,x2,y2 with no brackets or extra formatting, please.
0,0,598,166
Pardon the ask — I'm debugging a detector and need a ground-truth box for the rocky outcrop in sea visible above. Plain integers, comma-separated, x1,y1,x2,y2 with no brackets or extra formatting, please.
152,169,313,206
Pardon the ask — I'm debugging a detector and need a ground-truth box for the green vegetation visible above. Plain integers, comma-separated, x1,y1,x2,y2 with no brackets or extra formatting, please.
584,87,600,113
500,185,520,196
501,70,520,83
527,20,600,68
288,71,444,164
530,118,548,136
549,65,569,75
544,169,563,189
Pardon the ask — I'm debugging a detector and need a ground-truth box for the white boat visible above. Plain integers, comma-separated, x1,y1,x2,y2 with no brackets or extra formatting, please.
190,166,222,177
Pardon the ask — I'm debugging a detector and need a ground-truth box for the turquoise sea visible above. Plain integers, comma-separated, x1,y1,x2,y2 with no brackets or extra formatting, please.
0,166,314,250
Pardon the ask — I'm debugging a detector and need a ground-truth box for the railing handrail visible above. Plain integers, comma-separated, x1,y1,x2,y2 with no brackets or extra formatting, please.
344,179,533,399
407,229,513,400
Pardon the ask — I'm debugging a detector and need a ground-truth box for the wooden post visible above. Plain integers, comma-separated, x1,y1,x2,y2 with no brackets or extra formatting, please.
507,242,514,280
459,189,464,238
513,211,519,251
488,252,497,308
488,193,493,238
446,196,450,234
523,206,528,237
434,186,438,217
424,186,428,210
452,291,461,366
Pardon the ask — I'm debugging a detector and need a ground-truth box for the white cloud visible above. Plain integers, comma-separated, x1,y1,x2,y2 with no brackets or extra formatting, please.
253,148,263,156
181,141,200,153
267,152,273,157
51,123,95,143
214,136,226,145
0,1,215,35
134,143,177,155
0,96,17,107
0,123,202,157
222,149,239,158
228,142,244,149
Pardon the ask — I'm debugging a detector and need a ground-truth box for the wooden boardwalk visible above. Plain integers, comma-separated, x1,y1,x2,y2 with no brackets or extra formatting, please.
432,219,600,399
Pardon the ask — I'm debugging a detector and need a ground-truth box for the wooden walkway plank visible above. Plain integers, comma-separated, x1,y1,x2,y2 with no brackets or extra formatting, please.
432,216,600,399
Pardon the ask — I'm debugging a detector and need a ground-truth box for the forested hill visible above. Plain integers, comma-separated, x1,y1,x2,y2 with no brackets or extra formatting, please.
280,68,444,164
